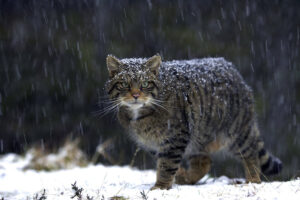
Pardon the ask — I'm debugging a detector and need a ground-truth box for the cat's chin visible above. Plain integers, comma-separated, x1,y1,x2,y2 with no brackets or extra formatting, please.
121,102,148,120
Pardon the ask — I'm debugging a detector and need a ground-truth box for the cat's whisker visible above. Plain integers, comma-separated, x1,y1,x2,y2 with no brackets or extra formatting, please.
97,95,113,99
151,99,165,103
95,105,120,118
97,101,119,110
105,101,121,109
150,98,179,109
93,101,122,118
149,100,169,112
99,100,119,105
99,98,120,103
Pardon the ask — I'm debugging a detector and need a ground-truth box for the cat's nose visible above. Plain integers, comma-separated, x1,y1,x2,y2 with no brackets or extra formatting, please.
132,93,140,99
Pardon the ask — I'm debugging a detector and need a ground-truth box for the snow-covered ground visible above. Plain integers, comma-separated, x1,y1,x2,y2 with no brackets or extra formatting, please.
0,154,299,200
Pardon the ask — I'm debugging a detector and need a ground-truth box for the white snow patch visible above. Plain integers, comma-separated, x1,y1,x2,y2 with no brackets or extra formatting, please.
0,154,299,200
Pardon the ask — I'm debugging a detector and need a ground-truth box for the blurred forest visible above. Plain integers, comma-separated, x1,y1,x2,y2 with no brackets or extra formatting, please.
0,0,299,180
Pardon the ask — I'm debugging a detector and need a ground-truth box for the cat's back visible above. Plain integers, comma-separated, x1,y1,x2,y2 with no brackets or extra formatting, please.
160,57,251,97
161,58,238,85
159,57,254,134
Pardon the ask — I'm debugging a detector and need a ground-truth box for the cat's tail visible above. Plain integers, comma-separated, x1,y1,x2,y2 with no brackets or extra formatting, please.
258,148,282,175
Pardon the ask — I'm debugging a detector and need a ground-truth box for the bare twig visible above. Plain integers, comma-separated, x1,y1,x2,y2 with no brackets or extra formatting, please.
130,147,140,167
86,194,94,200
71,182,83,200
140,190,148,200
33,189,47,200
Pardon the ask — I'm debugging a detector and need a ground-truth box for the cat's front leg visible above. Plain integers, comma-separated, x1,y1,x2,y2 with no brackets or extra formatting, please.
151,134,188,190
151,157,180,190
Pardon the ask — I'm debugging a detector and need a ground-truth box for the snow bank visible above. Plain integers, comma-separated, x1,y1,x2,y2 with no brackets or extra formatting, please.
0,154,299,200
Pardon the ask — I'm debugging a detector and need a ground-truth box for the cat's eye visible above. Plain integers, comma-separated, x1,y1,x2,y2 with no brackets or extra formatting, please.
141,81,149,88
121,82,129,88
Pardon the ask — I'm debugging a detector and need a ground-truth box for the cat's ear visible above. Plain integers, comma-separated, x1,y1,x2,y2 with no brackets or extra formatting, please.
144,54,161,76
106,55,122,77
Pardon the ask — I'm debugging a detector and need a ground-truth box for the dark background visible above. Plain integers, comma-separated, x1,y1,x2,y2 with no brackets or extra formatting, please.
0,0,299,180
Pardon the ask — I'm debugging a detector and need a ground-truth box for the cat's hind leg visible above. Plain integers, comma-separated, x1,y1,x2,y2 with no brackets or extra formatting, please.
175,154,211,185
229,122,262,183
242,157,261,183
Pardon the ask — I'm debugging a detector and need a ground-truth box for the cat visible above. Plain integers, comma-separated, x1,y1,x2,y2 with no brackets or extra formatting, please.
105,54,282,190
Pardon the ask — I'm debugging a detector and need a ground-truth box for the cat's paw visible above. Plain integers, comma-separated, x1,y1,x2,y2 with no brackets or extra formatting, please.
175,167,189,185
150,183,172,190
245,178,261,184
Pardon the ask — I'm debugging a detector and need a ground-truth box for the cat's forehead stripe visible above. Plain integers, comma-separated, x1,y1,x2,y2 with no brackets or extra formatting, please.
110,59,154,82
114,70,148,81
120,58,147,65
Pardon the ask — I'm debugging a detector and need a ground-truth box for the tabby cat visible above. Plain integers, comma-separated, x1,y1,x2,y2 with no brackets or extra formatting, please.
105,54,282,190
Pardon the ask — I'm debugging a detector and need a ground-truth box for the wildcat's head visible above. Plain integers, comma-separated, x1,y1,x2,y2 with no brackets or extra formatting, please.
105,54,162,115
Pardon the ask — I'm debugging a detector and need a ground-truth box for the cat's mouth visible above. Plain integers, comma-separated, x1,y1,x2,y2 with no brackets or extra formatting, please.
121,101,143,110
121,98,150,110
129,100,142,105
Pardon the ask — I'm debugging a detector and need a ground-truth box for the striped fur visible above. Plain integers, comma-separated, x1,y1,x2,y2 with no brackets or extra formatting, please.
105,55,282,190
